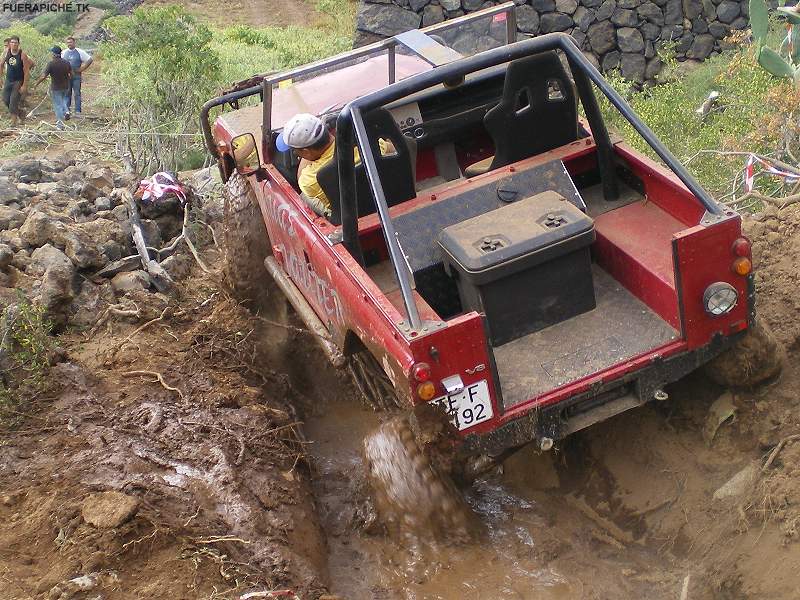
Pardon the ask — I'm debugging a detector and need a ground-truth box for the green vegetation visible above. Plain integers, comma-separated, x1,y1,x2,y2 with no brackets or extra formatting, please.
30,0,117,38
0,299,54,425
600,38,790,201
98,1,354,172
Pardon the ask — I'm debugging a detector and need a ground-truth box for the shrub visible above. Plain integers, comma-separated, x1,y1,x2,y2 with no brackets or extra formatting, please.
102,5,221,173
0,298,54,425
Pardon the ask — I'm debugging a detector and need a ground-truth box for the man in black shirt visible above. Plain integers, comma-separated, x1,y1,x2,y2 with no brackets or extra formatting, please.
33,46,72,130
1,36,33,126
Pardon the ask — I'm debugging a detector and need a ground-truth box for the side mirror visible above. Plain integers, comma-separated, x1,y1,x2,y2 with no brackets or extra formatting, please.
231,133,259,173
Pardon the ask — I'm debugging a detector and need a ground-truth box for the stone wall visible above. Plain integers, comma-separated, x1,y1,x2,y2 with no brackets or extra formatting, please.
355,0,751,81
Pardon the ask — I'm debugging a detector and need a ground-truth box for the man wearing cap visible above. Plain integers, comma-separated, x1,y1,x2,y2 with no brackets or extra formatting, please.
276,113,337,217
33,46,72,130
276,113,392,218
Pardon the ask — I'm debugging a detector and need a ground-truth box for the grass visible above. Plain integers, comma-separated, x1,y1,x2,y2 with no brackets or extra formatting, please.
599,27,793,201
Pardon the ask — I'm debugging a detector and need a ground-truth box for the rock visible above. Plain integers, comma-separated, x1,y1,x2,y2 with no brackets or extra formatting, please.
692,16,709,33
1,159,43,184
439,0,459,9
462,0,482,9
19,211,57,247
642,21,661,39
422,3,444,25
701,0,715,17
582,50,601,69
572,29,587,46
637,1,664,23
713,462,759,500
645,56,663,78
96,255,141,278
81,167,114,201
618,0,640,6
620,52,647,81
588,20,616,53
715,0,738,22
664,0,682,23
583,0,602,7
0,244,12,270
82,491,140,529
682,0,701,18
541,12,574,32
531,0,556,9
139,220,162,248
12,249,30,271
645,40,656,57
617,27,644,51
731,16,748,30
0,206,25,231
574,6,596,30
408,0,428,8
0,179,20,205
111,270,151,294
675,31,694,54
596,0,615,20
31,245,75,323
708,20,729,38
611,7,638,25
357,3,421,35
687,33,714,58
556,0,579,13
516,5,540,32
94,197,112,212
602,49,621,70
161,253,193,280
661,23,684,40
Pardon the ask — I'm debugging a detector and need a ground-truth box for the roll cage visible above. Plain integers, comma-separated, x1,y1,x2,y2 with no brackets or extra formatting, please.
335,31,725,330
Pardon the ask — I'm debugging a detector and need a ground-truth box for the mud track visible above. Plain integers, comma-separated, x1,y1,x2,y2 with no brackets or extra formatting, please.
1,193,800,599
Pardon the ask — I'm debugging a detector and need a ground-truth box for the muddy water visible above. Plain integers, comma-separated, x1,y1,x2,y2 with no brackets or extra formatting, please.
303,395,661,599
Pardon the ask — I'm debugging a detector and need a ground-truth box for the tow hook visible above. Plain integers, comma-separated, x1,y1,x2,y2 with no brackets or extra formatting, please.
539,437,554,451
654,389,669,402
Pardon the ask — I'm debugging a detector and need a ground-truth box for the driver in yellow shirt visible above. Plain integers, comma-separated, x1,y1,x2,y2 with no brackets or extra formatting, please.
276,113,392,218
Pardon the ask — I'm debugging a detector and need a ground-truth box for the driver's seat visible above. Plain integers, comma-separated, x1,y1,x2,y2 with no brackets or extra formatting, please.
317,108,416,226
464,52,579,177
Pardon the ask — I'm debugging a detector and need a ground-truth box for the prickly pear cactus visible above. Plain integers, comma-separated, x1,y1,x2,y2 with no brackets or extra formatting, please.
751,0,800,84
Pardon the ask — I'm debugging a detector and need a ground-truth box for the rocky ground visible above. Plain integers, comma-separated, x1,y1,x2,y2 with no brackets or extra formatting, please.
0,156,334,599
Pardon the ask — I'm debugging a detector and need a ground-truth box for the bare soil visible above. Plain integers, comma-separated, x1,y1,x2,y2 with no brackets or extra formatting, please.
141,0,323,29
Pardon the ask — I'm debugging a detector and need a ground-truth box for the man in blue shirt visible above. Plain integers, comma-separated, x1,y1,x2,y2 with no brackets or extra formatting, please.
61,36,92,118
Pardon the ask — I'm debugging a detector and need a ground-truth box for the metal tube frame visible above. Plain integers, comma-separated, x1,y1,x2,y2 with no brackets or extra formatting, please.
340,32,724,327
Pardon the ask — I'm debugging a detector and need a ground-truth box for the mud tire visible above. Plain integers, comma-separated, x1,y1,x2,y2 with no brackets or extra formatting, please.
364,415,471,544
222,172,273,307
705,318,785,387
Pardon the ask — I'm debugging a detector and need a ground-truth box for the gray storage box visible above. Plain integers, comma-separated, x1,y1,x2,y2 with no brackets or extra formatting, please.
438,191,596,346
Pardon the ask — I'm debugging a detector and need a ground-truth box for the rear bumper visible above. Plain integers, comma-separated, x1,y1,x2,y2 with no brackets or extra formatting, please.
462,329,744,456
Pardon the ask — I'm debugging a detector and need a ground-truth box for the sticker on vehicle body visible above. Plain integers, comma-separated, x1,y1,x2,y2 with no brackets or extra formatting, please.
434,380,493,431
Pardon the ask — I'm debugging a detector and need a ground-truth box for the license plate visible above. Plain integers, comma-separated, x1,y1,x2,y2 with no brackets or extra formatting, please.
434,380,493,431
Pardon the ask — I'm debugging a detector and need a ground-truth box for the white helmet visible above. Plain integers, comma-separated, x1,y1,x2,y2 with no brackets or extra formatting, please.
276,113,327,151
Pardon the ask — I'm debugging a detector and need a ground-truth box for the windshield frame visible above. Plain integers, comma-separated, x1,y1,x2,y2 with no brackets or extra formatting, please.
259,1,518,154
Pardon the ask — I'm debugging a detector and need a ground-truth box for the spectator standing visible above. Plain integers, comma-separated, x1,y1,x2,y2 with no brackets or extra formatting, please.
33,46,72,130
61,36,92,118
1,36,33,126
